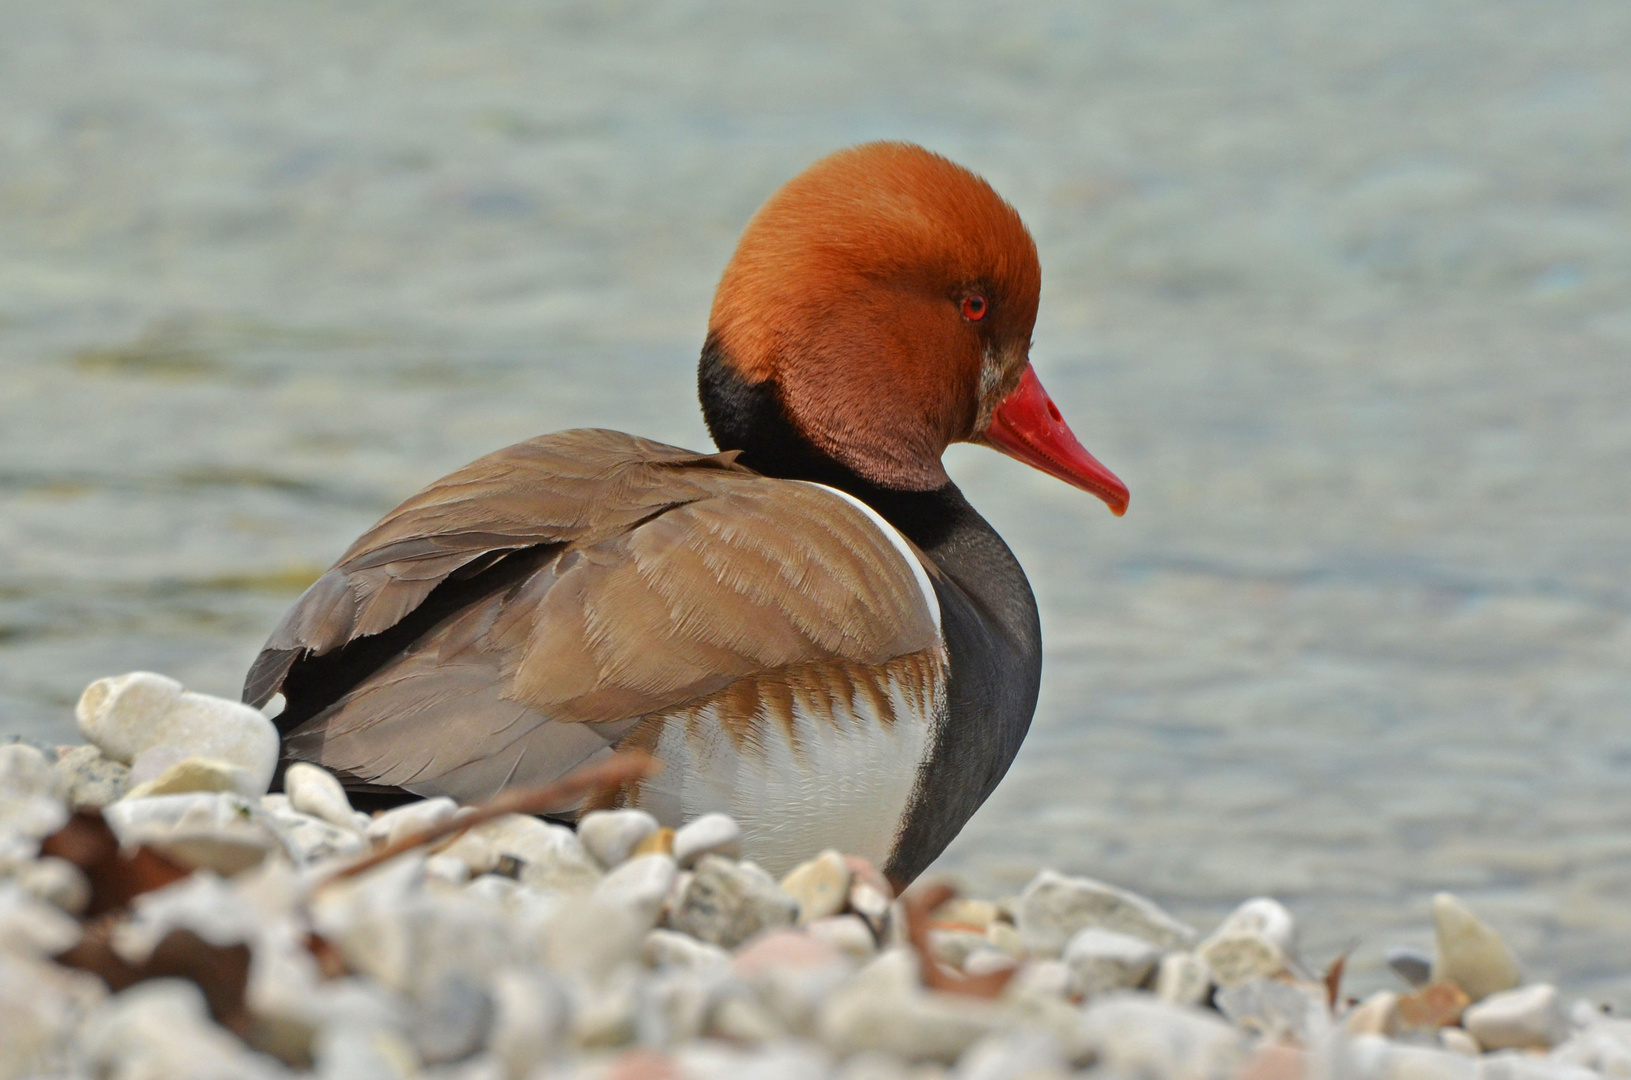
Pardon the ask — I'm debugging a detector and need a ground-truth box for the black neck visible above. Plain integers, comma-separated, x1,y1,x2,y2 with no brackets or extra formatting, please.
699,336,964,551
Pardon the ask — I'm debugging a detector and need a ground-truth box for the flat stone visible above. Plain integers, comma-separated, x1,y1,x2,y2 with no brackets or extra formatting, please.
781,849,851,924
76,673,279,795
1156,951,1213,1007
1464,984,1569,1051
125,756,255,799
1076,994,1245,1080
1432,893,1522,1002
261,805,368,865
963,948,1020,978
672,812,742,869
284,763,361,832
1062,927,1161,998
1388,945,1435,989
51,745,130,810
576,808,659,868
1016,869,1197,956
668,854,797,948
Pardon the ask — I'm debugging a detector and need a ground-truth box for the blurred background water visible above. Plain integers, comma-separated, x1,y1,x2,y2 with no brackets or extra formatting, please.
2,0,1629,1002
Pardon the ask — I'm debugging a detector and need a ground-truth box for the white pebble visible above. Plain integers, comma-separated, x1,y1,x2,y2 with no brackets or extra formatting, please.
1464,983,1569,1051
1062,927,1162,997
75,673,279,795
592,853,677,930
366,797,458,847
673,812,742,868
285,762,361,832
781,849,852,925
576,808,659,868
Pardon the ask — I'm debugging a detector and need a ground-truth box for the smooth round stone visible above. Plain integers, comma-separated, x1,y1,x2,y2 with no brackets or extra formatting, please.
780,849,852,925
75,673,279,795
962,947,1019,978
1463,984,1569,1050
1210,897,1297,955
284,762,360,832
807,915,878,964
1198,931,1287,989
673,812,742,869
577,808,659,868
1431,892,1522,1001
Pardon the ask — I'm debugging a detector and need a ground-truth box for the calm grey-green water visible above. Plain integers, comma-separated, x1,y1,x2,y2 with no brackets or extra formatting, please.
3,0,1629,1002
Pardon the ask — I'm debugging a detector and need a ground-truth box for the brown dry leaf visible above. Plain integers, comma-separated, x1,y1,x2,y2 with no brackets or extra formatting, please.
1395,981,1471,1030
39,810,190,917
56,924,253,1035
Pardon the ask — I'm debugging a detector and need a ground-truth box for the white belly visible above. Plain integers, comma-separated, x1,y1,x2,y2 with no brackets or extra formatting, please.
631,649,946,876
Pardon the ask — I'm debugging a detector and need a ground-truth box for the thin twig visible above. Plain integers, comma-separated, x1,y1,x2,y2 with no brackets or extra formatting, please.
318,751,661,886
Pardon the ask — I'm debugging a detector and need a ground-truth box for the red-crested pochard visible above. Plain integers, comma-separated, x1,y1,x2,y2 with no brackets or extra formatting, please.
245,142,1128,883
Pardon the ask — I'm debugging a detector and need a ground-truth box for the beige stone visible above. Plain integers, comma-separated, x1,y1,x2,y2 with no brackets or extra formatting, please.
1156,952,1213,1007
781,849,851,924
124,756,252,799
1345,991,1401,1037
1463,984,1568,1051
1431,893,1522,1002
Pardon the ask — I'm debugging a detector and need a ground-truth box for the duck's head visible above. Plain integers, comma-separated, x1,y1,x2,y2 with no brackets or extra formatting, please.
700,141,1128,516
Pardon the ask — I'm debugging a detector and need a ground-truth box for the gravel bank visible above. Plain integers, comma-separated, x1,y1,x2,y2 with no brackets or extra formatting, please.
2,675,1625,1079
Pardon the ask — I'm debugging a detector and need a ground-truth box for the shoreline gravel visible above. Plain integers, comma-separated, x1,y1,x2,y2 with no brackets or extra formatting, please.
1,674,1625,1080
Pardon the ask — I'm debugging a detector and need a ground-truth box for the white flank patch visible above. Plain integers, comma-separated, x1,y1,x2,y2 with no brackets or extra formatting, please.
795,481,942,635
634,660,945,876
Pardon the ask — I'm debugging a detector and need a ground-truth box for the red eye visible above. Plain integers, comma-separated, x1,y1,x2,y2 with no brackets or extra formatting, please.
961,294,988,322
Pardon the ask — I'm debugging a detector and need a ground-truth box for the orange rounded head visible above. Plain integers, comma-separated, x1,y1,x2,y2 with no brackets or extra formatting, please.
706,141,1128,514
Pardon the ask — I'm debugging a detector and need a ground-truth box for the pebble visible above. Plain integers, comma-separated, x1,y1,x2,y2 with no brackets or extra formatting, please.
285,762,363,832
593,854,678,931
672,812,742,869
806,914,879,964
1015,869,1197,956
1075,994,1244,1080
462,814,603,894
1214,978,1326,1043
1061,927,1161,997
76,673,280,795
1550,1019,1631,1076
367,797,459,847
13,856,91,915
668,854,797,948
818,948,1003,1063
104,792,284,874
1388,945,1436,989
781,849,852,924
577,808,660,869
1432,892,1523,1002
1155,951,1213,1007
1440,1027,1481,1056
124,755,256,799
51,744,131,809
1198,931,1288,989
78,978,289,1080
1463,983,1569,1051
1346,991,1402,1037
643,928,731,971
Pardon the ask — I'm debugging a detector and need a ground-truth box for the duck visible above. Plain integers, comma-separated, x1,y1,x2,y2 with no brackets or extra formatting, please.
243,142,1128,884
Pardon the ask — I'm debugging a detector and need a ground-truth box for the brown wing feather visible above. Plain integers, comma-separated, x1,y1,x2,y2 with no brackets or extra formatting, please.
258,429,940,803
243,429,747,707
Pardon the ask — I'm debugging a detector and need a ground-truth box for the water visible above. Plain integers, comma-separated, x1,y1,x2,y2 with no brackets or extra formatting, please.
3,0,1629,1002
